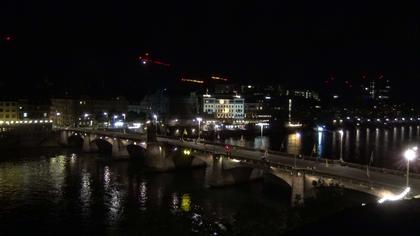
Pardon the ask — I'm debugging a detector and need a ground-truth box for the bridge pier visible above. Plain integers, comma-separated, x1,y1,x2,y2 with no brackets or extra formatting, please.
59,130,69,146
144,143,175,171
82,134,99,153
111,138,130,158
204,155,263,187
270,168,316,207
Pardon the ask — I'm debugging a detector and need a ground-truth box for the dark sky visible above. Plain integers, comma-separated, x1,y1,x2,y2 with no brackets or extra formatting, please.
1,1,420,100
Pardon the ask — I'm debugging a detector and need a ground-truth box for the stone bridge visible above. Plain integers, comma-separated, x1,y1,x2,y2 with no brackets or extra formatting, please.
58,128,420,206
59,129,148,158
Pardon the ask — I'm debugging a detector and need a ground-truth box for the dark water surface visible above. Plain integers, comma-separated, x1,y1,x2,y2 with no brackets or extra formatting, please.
0,149,374,235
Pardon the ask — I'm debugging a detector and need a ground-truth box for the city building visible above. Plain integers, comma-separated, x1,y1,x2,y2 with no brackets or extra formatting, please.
50,98,77,127
18,99,51,120
362,76,391,101
202,94,244,120
287,90,320,101
50,97,129,127
377,79,391,101
139,89,170,116
0,100,18,121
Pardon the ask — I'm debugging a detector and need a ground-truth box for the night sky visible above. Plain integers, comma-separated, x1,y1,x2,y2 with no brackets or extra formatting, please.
1,1,420,100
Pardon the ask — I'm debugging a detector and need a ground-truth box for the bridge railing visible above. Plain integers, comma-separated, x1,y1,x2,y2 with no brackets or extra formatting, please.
157,134,420,180
59,128,147,141
225,155,400,192
192,139,420,180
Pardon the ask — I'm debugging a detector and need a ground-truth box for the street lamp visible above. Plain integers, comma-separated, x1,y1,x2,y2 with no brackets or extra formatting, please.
196,117,202,142
153,114,158,134
339,130,344,163
404,147,417,187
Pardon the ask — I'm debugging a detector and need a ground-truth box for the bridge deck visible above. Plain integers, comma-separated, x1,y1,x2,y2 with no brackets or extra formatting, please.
158,137,420,197
60,128,420,197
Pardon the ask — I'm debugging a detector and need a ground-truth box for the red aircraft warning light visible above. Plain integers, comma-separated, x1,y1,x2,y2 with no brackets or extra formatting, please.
139,53,171,67
2,35,13,42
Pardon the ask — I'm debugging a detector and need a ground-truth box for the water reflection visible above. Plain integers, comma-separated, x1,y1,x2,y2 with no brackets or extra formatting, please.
332,131,337,157
393,127,397,149
355,129,360,159
374,128,380,156
181,194,191,212
317,131,324,158
417,126,420,137
107,184,124,224
171,192,179,212
139,181,147,211
217,125,420,169
104,166,111,190
409,126,413,142
80,170,91,218
287,132,301,155
401,127,405,143
344,130,350,160
0,151,375,235
383,130,389,158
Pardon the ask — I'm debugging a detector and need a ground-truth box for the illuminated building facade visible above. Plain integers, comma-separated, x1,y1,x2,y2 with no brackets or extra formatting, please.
203,95,244,119
50,98,77,127
0,100,18,121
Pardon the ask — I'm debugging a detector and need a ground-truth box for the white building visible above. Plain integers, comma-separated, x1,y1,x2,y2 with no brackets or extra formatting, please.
203,95,244,119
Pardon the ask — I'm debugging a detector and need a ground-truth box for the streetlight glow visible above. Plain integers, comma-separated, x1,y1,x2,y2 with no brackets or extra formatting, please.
378,187,411,204
196,117,203,142
404,147,417,187
339,130,344,163
405,149,416,161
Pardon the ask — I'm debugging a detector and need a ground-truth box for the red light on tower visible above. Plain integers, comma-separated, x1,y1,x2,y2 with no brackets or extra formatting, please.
3,35,12,42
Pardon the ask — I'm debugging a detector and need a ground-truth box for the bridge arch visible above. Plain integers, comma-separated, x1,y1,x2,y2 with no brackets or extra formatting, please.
126,144,146,159
91,138,113,154
67,133,84,147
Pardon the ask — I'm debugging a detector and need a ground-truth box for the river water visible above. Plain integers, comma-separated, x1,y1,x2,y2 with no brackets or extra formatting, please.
0,148,374,235
218,125,420,171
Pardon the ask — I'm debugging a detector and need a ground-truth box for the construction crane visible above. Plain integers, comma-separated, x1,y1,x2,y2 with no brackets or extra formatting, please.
138,53,171,67
138,52,229,85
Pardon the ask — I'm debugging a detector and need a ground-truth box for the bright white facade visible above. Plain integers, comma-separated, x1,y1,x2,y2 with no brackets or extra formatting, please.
203,95,244,119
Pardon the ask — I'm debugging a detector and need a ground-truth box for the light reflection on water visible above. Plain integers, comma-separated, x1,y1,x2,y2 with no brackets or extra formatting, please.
0,147,379,235
220,125,420,170
139,181,147,211
80,170,91,218
0,152,304,235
